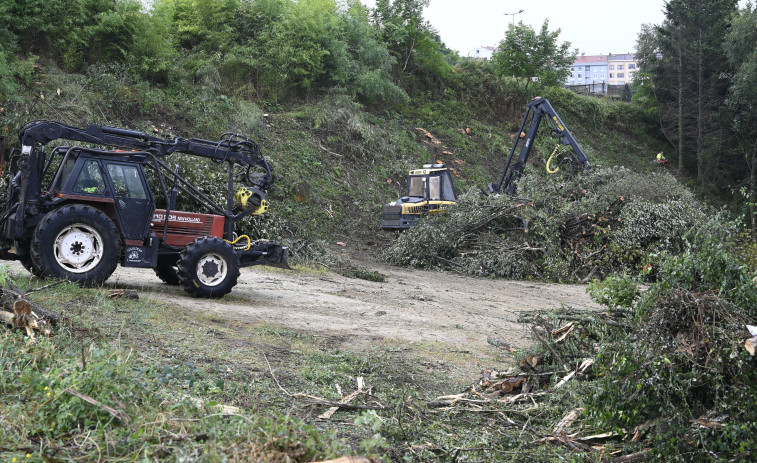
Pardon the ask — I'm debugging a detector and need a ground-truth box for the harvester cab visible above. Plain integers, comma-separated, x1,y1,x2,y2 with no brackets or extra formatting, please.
380,163,457,230
380,98,592,231
0,121,289,298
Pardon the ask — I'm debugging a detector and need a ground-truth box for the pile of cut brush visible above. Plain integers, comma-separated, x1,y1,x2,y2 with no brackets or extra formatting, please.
427,284,757,461
384,167,704,282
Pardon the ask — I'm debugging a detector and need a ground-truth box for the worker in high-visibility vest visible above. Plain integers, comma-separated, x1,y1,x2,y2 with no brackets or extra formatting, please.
655,151,668,167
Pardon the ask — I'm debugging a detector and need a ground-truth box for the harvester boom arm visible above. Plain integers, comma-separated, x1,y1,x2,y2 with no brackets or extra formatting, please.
489,98,591,194
19,120,272,178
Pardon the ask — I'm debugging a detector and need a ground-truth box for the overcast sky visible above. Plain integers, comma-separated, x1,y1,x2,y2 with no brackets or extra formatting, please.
387,0,670,55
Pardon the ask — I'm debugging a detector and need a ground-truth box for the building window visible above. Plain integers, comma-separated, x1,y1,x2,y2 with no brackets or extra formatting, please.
578,73,582,78
585,66,591,71
593,73,598,78
617,73,624,78
600,73,605,78
629,72,634,78
610,81,615,85
609,73,613,78
617,64,624,70
628,64,636,69
609,65,614,70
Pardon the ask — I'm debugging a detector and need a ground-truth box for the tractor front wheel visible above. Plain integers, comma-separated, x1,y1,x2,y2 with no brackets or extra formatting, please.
154,256,180,285
31,204,121,285
177,237,240,298
15,239,43,277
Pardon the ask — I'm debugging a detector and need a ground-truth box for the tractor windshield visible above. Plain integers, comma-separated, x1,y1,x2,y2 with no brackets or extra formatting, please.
72,160,107,195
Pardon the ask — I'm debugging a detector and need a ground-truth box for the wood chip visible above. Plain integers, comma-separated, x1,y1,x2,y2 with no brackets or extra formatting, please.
553,323,575,343
555,371,575,389
553,407,584,434
745,336,757,356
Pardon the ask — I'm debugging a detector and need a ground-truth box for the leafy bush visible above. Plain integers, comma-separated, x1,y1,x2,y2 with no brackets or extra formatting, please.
614,198,704,253
659,214,757,311
587,274,640,311
583,218,757,460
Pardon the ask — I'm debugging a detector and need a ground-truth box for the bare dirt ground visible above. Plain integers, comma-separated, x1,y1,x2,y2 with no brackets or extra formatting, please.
87,251,598,355
6,253,597,354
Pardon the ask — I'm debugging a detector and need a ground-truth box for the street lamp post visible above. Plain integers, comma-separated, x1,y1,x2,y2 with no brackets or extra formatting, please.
504,9,524,27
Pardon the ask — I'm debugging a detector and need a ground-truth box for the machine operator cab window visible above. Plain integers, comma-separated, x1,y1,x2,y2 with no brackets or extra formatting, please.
72,160,107,195
106,163,148,199
404,165,456,203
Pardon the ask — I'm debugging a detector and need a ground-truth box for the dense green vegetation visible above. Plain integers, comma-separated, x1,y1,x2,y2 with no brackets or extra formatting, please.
2,0,757,461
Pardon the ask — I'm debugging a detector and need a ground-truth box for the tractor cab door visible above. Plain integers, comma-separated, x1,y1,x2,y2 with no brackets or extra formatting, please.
103,162,154,242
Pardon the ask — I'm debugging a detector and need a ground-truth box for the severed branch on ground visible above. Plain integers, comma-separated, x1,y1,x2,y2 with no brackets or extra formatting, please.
0,279,67,337
317,377,368,420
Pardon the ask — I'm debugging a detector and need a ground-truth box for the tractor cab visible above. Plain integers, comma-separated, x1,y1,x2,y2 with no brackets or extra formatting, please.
381,164,457,230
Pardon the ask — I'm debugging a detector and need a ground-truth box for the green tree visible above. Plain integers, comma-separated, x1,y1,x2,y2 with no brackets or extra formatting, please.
371,0,452,79
128,0,176,83
325,1,407,105
489,20,576,92
172,0,239,51
639,0,737,185
724,2,757,237
224,0,404,103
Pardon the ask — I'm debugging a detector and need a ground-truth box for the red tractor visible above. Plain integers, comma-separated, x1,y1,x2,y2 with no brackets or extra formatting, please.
0,121,288,298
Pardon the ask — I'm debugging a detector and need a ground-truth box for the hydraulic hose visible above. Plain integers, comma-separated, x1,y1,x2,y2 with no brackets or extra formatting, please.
546,144,561,174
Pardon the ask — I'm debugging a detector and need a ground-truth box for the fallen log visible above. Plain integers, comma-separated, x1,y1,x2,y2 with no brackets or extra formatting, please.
0,310,13,325
528,353,545,367
1,281,67,326
488,375,526,394
611,450,650,463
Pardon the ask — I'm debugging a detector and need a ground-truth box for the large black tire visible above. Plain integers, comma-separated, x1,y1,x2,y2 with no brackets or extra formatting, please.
154,256,180,286
177,236,240,298
15,239,44,277
31,204,121,286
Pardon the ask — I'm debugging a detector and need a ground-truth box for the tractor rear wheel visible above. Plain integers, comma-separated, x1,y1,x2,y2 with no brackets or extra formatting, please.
177,237,240,298
31,204,121,286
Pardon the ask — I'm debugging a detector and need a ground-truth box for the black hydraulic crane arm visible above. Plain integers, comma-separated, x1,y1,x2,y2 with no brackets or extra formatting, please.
18,120,273,181
489,98,591,195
